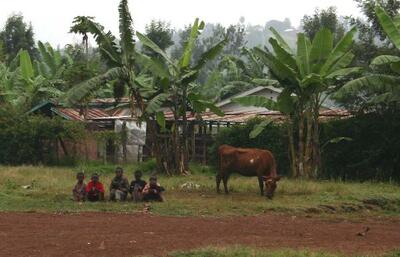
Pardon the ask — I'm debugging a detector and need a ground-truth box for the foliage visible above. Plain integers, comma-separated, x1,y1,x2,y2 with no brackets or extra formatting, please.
0,14,38,64
143,20,174,57
63,44,104,91
335,5,400,110
354,0,400,41
137,18,226,174
320,111,400,181
0,107,86,165
234,27,361,178
302,7,345,42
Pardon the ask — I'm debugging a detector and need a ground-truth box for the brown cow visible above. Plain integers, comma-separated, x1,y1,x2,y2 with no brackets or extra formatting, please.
217,144,280,199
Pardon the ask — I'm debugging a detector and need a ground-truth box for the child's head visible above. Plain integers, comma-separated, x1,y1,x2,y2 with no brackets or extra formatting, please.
76,172,85,182
134,170,142,180
91,173,99,183
115,167,123,178
149,176,157,186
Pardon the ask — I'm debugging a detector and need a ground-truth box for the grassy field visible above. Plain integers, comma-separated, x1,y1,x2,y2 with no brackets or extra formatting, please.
170,246,400,257
0,164,399,218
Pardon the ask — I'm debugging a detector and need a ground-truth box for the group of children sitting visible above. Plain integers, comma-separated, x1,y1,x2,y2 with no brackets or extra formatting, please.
72,167,165,202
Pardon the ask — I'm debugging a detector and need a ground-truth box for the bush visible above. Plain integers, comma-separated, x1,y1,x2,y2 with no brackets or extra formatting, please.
0,107,86,165
209,117,290,176
320,111,400,182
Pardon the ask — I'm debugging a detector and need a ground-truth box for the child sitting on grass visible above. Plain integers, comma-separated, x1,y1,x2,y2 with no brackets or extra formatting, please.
142,176,165,202
85,173,105,202
72,172,86,201
129,170,147,202
109,167,129,201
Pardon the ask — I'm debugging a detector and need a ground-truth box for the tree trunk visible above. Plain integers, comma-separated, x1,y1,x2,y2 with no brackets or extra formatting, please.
312,100,321,177
304,110,313,178
287,117,298,177
298,111,305,177
180,88,190,174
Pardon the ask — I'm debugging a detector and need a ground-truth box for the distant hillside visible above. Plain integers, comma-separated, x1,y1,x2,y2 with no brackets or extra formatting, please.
171,18,300,51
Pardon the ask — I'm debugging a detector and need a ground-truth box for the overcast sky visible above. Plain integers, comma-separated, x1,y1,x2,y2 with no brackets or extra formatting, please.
0,0,362,47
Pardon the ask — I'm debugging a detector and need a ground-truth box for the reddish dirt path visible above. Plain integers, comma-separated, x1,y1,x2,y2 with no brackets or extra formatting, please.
0,212,399,257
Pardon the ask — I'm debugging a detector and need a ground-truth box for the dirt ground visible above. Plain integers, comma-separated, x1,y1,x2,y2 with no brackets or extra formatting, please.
0,212,399,257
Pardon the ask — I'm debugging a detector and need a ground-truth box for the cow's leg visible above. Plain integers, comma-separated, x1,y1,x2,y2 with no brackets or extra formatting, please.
223,175,229,194
258,176,264,196
216,174,222,194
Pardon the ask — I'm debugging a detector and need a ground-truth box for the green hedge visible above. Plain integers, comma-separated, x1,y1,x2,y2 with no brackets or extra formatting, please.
0,107,86,165
210,113,400,182
209,118,290,176
320,112,400,182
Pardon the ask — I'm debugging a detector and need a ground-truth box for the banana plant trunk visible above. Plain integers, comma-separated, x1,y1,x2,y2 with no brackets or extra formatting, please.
304,110,314,178
312,101,321,177
297,111,305,177
181,87,190,174
287,117,298,177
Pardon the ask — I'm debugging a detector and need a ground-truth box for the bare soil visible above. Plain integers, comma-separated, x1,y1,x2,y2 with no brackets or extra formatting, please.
0,212,399,257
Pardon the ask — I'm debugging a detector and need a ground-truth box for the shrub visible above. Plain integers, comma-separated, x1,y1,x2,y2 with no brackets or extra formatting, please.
0,107,86,165
320,111,400,182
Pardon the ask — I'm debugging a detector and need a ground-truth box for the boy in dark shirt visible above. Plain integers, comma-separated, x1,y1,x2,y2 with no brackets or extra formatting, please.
85,173,105,202
129,170,147,202
72,172,86,201
110,167,129,201
142,176,165,202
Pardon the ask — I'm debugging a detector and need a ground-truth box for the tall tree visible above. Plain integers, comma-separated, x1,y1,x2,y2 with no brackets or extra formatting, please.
143,20,173,57
302,7,346,42
0,14,38,64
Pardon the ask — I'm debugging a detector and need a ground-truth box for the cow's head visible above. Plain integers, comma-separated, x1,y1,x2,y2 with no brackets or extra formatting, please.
262,176,281,199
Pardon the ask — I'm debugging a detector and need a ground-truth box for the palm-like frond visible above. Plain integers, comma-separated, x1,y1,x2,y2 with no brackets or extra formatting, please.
375,6,400,50
371,55,400,66
118,0,136,65
70,16,120,66
64,67,126,105
180,18,204,69
336,74,400,97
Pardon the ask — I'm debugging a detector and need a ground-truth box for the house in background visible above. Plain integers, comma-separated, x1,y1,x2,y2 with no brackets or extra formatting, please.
28,87,349,164
216,86,281,113
28,99,146,164
216,85,342,113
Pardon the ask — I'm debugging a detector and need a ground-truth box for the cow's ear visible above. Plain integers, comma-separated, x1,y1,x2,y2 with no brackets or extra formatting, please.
262,176,268,181
275,176,281,181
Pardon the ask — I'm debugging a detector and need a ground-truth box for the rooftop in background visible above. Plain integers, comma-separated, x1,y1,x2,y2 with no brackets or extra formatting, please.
28,98,350,125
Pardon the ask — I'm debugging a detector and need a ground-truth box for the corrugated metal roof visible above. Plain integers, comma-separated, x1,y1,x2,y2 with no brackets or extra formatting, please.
90,98,130,104
53,108,110,121
163,109,351,124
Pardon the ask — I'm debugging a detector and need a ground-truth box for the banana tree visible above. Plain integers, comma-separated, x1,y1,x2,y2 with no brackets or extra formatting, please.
137,18,226,175
65,0,159,120
35,41,73,81
234,27,362,178
335,6,400,108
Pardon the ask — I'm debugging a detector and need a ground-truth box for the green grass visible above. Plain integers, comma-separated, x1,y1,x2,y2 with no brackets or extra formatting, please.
170,246,400,257
0,164,399,218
